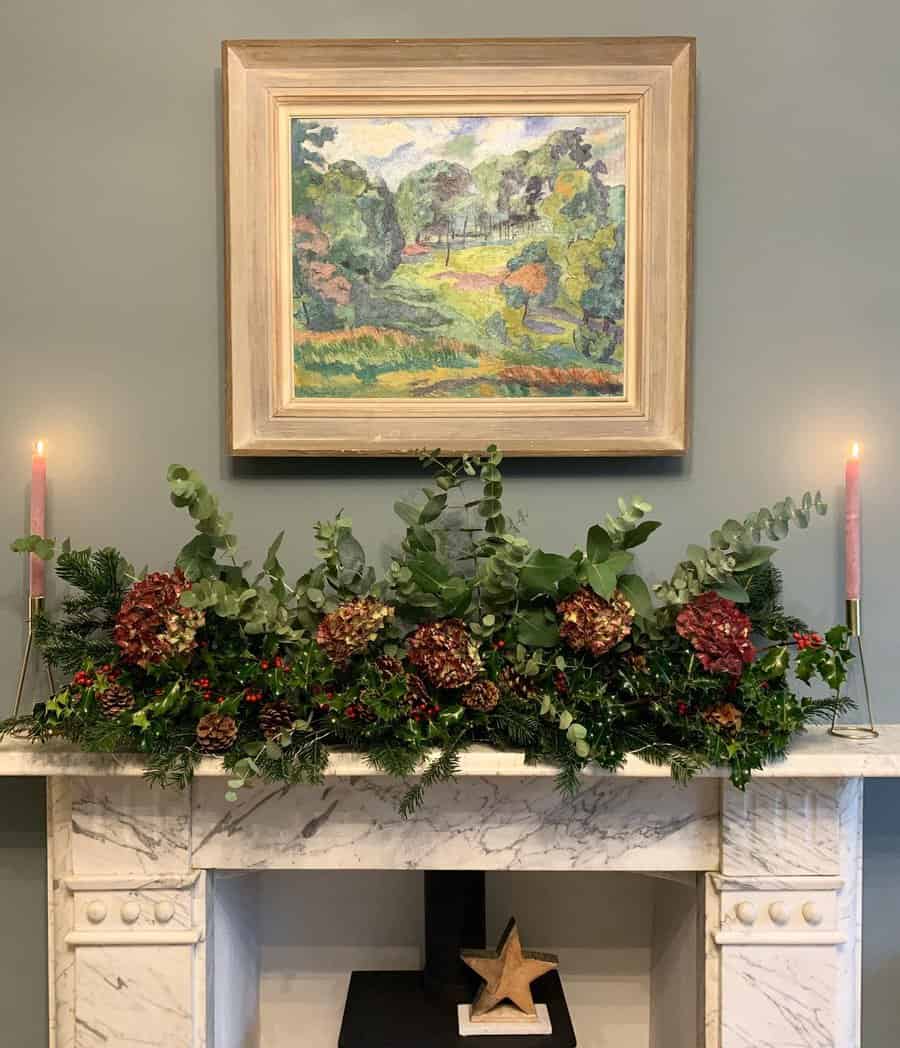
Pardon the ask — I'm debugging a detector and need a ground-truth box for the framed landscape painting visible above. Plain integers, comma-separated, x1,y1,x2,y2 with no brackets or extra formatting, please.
224,38,694,455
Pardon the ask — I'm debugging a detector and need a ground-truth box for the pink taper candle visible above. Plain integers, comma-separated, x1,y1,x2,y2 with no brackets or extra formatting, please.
30,439,47,598
845,442,861,600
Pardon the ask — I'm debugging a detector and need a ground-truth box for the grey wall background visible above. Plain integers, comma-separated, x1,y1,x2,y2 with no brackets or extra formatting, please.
1,0,898,1043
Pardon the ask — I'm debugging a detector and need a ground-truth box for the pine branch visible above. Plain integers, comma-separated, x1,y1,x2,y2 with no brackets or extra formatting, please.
399,733,468,818
35,545,131,671
365,741,421,779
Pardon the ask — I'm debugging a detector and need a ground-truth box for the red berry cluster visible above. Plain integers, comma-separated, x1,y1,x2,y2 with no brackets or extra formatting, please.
244,689,263,704
344,701,375,722
192,677,213,702
408,695,441,722
553,670,569,695
794,631,824,650
73,669,93,687
677,701,689,716
259,656,289,672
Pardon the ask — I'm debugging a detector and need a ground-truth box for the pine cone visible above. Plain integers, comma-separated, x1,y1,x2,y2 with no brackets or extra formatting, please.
315,597,395,664
704,702,743,732
461,679,500,712
258,701,294,739
96,683,136,718
196,712,238,754
114,570,204,669
499,665,537,700
406,619,483,689
556,588,634,657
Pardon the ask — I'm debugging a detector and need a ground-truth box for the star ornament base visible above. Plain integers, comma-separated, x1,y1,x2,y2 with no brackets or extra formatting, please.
458,1002,553,1037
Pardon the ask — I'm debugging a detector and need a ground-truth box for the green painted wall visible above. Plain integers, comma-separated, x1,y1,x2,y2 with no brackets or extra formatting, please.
1,0,898,1043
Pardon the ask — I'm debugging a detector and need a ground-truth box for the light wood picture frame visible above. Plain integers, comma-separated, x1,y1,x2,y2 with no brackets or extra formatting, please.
223,37,694,456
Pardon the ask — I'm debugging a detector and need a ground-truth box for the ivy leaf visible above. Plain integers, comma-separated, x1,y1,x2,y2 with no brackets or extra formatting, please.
176,534,219,580
10,535,56,560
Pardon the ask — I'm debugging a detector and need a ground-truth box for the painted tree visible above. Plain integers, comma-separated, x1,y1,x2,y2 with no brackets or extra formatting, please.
580,222,625,357
501,262,547,319
540,169,609,244
292,215,351,329
307,160,403,284
561,222,625,362
395,161,477,261
291,120,337,216
502,240,561,318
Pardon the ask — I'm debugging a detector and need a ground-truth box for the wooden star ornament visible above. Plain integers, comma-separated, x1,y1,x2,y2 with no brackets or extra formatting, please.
461,917,559,1020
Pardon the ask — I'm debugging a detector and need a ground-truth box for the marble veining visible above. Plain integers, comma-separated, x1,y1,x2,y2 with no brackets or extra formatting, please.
720,779,842,876
191,775,720,871
6,725,900,779
720,946,836,1047
836,778,863,1046
74,946,194,1047
41,772,867,1047
70,778,190,875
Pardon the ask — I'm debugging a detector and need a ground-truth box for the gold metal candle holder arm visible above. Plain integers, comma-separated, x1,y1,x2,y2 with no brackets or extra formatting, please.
829,598,877,740
13,596,55,718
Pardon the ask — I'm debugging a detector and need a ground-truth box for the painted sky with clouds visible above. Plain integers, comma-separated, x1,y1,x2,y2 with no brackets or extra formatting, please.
311,115,626,190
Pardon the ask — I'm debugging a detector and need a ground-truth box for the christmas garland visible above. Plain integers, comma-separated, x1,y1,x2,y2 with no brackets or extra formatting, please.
3,447,854,814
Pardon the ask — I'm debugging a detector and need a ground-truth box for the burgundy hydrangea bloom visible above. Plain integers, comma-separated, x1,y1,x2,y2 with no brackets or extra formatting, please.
113,570,204,669
675,591,756,676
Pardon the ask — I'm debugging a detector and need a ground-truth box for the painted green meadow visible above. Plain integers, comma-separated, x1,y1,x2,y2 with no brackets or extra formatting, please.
291,115,626,398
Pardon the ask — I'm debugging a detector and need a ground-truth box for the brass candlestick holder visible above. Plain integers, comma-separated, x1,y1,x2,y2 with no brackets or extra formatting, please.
13,594,55,718
829,597,878,739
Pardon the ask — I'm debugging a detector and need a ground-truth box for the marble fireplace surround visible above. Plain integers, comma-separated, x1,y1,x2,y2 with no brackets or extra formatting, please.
5,726,900,1048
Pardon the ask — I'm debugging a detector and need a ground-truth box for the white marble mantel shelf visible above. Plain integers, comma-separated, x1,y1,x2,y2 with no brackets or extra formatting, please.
3,723,900,779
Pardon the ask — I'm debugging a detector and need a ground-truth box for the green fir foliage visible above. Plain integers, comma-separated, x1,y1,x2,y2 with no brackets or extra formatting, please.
3,449,850,813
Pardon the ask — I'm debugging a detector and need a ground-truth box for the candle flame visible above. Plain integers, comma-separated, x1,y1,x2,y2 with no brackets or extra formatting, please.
33,438,47,458
851,441,861,460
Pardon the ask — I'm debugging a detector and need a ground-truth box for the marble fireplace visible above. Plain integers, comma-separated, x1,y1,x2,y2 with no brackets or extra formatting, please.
4,726,899,1047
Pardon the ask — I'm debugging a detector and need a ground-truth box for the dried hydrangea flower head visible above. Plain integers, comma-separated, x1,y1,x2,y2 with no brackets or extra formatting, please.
114,570,204,669
405,619,484,689
315,597,395,664
556,588,635,657
675,592,756,676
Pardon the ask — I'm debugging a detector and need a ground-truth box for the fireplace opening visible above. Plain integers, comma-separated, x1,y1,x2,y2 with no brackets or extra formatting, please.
208,869,703,1048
